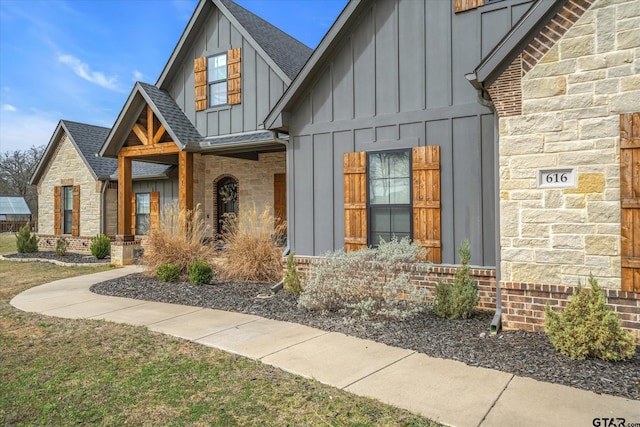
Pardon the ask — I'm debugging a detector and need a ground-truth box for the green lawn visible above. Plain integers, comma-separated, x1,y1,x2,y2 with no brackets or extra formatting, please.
0,233,441,426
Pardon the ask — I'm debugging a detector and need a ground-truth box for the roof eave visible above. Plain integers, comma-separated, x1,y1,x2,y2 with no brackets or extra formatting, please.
472,0,565,88
264,0,361,130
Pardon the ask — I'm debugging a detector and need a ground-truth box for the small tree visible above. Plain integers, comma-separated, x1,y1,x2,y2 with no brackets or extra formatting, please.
284,251,303,295
433,239,478,319
545,274,635,361
15,223,38,253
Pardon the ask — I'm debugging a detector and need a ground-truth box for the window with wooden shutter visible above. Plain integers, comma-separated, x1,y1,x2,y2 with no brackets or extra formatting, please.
344,152,367,251
412,146,441,263
194,57,207,111
621,112,640,292
54,186,62,235
227,48,241,105
454,0,485,13
150,192,160,232
72,185,80,237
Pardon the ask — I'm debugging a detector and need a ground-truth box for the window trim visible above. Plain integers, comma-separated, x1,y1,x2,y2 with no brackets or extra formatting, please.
135,192,151,235
62,185,73,235
208,52,228,108
366,149,413,246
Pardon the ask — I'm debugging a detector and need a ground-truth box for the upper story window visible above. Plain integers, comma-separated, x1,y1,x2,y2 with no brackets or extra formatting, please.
63,186,73,234
368,150,412,245
208,53,227,107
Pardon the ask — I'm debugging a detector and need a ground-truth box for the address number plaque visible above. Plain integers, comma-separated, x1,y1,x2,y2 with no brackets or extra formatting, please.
538,168,576,189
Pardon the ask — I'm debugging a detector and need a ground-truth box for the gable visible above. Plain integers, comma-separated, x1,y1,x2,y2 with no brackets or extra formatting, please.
158,0,312,138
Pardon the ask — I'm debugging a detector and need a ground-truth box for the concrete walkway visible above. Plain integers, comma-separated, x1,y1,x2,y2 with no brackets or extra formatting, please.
10,266,640,427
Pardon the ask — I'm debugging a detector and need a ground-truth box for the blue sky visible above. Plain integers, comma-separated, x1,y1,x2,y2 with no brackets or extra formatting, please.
0,0,347,153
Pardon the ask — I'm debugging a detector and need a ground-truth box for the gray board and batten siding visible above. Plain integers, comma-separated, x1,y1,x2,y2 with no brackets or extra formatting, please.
162,1,291,139
285,0,533,266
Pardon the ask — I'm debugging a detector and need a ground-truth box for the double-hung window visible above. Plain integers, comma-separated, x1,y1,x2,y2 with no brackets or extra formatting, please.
63,186,73,235
135,193,151,235
208,53,227,107
368,150,411,245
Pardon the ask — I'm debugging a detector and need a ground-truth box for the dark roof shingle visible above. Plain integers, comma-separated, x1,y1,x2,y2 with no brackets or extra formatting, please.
219,0,313,80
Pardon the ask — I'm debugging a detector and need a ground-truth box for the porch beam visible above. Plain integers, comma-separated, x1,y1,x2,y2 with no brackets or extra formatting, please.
117,155,132,238
119,142,178,157
132,124,149,145
153,124,166,144
179,151,193,212
147,105,154,146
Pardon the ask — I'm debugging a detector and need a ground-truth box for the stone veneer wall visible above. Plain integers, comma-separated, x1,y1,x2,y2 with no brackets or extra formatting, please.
497,0,639,289
37,133,102,237
491,0,640,338
193,152,286,236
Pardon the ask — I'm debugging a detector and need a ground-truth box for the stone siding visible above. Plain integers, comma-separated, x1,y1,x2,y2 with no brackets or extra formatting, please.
497,0,640,290
36,134,102,237
193,152,286,236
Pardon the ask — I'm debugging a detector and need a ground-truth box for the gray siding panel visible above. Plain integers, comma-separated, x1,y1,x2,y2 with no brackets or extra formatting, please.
132,177,179,210
163,2,289,138
284,0,533,266
293,135,313,255
352,8,375,118
375,0,398,116
332,130,354,249
452,116,483,265
313,133,334,254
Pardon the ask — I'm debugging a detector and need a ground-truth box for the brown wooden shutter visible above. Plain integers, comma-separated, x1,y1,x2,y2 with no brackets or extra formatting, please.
227,48,241,105
274,173,286,231
131,193,137,236
194,57,207,111
54,186,62,235
620,112,640,292
71,185,80,237
344,152,367,251
454,0,485,13
412,146,441,263
150,192,160,232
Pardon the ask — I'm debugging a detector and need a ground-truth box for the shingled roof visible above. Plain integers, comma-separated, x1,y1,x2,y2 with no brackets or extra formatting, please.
31,120,173,185
218,0,313,80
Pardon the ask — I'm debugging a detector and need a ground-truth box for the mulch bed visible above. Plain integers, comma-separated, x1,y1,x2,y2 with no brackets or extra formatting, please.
3,252,110,264
91,273,640,401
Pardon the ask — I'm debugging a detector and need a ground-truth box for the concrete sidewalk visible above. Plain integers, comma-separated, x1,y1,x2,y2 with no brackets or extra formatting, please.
10,266,640,427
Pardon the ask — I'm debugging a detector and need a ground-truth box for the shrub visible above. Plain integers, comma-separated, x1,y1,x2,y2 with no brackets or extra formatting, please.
433,239,478,319
284,251,303,295
188,260,213,285
545,274,635,361
15,223,38,253
298,237,429,321
55,237,68,256
90,234,111,259
216,204,285,283
142,202,213,276
157,263,181,283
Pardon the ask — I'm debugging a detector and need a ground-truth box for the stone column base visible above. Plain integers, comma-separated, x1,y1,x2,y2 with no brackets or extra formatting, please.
111,240,141,266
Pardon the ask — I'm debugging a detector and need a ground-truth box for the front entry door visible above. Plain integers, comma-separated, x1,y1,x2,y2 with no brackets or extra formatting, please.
216,177,238,235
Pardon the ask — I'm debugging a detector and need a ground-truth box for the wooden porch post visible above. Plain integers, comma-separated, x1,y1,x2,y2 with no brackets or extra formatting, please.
179,151,193,212
117,155,133,239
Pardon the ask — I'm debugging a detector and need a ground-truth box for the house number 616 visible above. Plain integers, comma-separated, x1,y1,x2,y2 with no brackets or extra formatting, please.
545,173,568,183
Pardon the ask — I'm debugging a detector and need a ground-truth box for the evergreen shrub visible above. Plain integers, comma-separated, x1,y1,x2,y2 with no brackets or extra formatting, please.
15,223,38,253
283,251,303,295
188,260,213,285
432,239,478,319
90,233,111,259
55,237,68,256
157,263,181,283
545,274,635,361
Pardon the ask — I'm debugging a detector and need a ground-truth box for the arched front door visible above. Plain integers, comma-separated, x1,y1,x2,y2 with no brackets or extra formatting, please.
216,177,238,235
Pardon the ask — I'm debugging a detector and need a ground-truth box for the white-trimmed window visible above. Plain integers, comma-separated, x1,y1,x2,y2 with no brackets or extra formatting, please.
208,53,227,107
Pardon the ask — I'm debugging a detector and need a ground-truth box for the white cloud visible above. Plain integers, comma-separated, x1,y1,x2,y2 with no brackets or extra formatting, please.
2,104,17,112
0,111,58,153
132,70,144,82
58,54,121,91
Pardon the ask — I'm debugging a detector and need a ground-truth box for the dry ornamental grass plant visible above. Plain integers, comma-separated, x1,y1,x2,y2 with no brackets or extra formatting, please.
216,204,285,283
141,202,213,277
